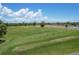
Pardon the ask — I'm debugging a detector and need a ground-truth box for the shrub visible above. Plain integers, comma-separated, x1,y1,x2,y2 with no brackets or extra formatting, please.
40,21,45,27
33,21,36,26
0,20,7,38
65,24,68,28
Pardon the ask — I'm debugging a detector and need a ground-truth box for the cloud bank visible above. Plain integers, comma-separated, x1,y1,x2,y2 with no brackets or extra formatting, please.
0,4,48,23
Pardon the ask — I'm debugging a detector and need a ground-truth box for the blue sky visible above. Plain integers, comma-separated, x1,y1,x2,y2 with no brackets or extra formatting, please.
0,3,79,23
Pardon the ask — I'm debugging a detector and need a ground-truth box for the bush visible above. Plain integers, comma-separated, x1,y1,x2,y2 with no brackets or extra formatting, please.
0,20,7,38
65,24,68,28
40,21,45,27
33,21,36,26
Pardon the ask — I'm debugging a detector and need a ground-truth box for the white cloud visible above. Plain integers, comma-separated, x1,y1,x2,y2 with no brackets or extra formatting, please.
25,11,34,19
0,3,2,9
24,9,43,19
43,16,48,21
1,7,13,15
0,16,2,20
0,4,3,13
0,4,48,23
28,9,44,22
33,9,42,18
9,8,29,17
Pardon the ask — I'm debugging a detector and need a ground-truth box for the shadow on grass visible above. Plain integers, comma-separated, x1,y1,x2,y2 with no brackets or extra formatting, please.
0,37,5,44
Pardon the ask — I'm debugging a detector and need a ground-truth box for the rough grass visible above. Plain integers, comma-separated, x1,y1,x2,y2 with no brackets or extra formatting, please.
0,26,79,55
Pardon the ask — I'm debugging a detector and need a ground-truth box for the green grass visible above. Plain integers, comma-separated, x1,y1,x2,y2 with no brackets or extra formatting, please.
0,26,79,55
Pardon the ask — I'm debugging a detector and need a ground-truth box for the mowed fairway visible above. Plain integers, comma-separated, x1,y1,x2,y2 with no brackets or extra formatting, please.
0,26,79,55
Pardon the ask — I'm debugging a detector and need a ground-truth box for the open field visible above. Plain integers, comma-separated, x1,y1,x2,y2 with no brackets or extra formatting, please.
0,25,79,55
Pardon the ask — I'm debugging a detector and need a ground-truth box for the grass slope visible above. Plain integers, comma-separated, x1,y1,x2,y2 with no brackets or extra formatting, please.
0,26,79,55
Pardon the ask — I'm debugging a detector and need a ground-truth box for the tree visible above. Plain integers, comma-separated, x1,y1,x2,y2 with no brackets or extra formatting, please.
33,21,36,26
40,21,45,27
65,24,68,28
65,22,70,28
0,20,3,24
56,22,60,25
0,20,7,38
73,23,77,27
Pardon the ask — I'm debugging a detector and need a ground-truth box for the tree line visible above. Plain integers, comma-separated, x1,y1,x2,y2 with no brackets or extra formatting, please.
5,21,79,27
0,19,79,38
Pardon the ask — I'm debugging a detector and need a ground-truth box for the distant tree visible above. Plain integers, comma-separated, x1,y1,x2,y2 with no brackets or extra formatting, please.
66,22,70,25
21,22,26,26
40,21,45,27
56,22,60,25
65,24,68,28
73,23,77,27
0,20,7,38
65,22,70,28
33,21,36,26
0,20,3,24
